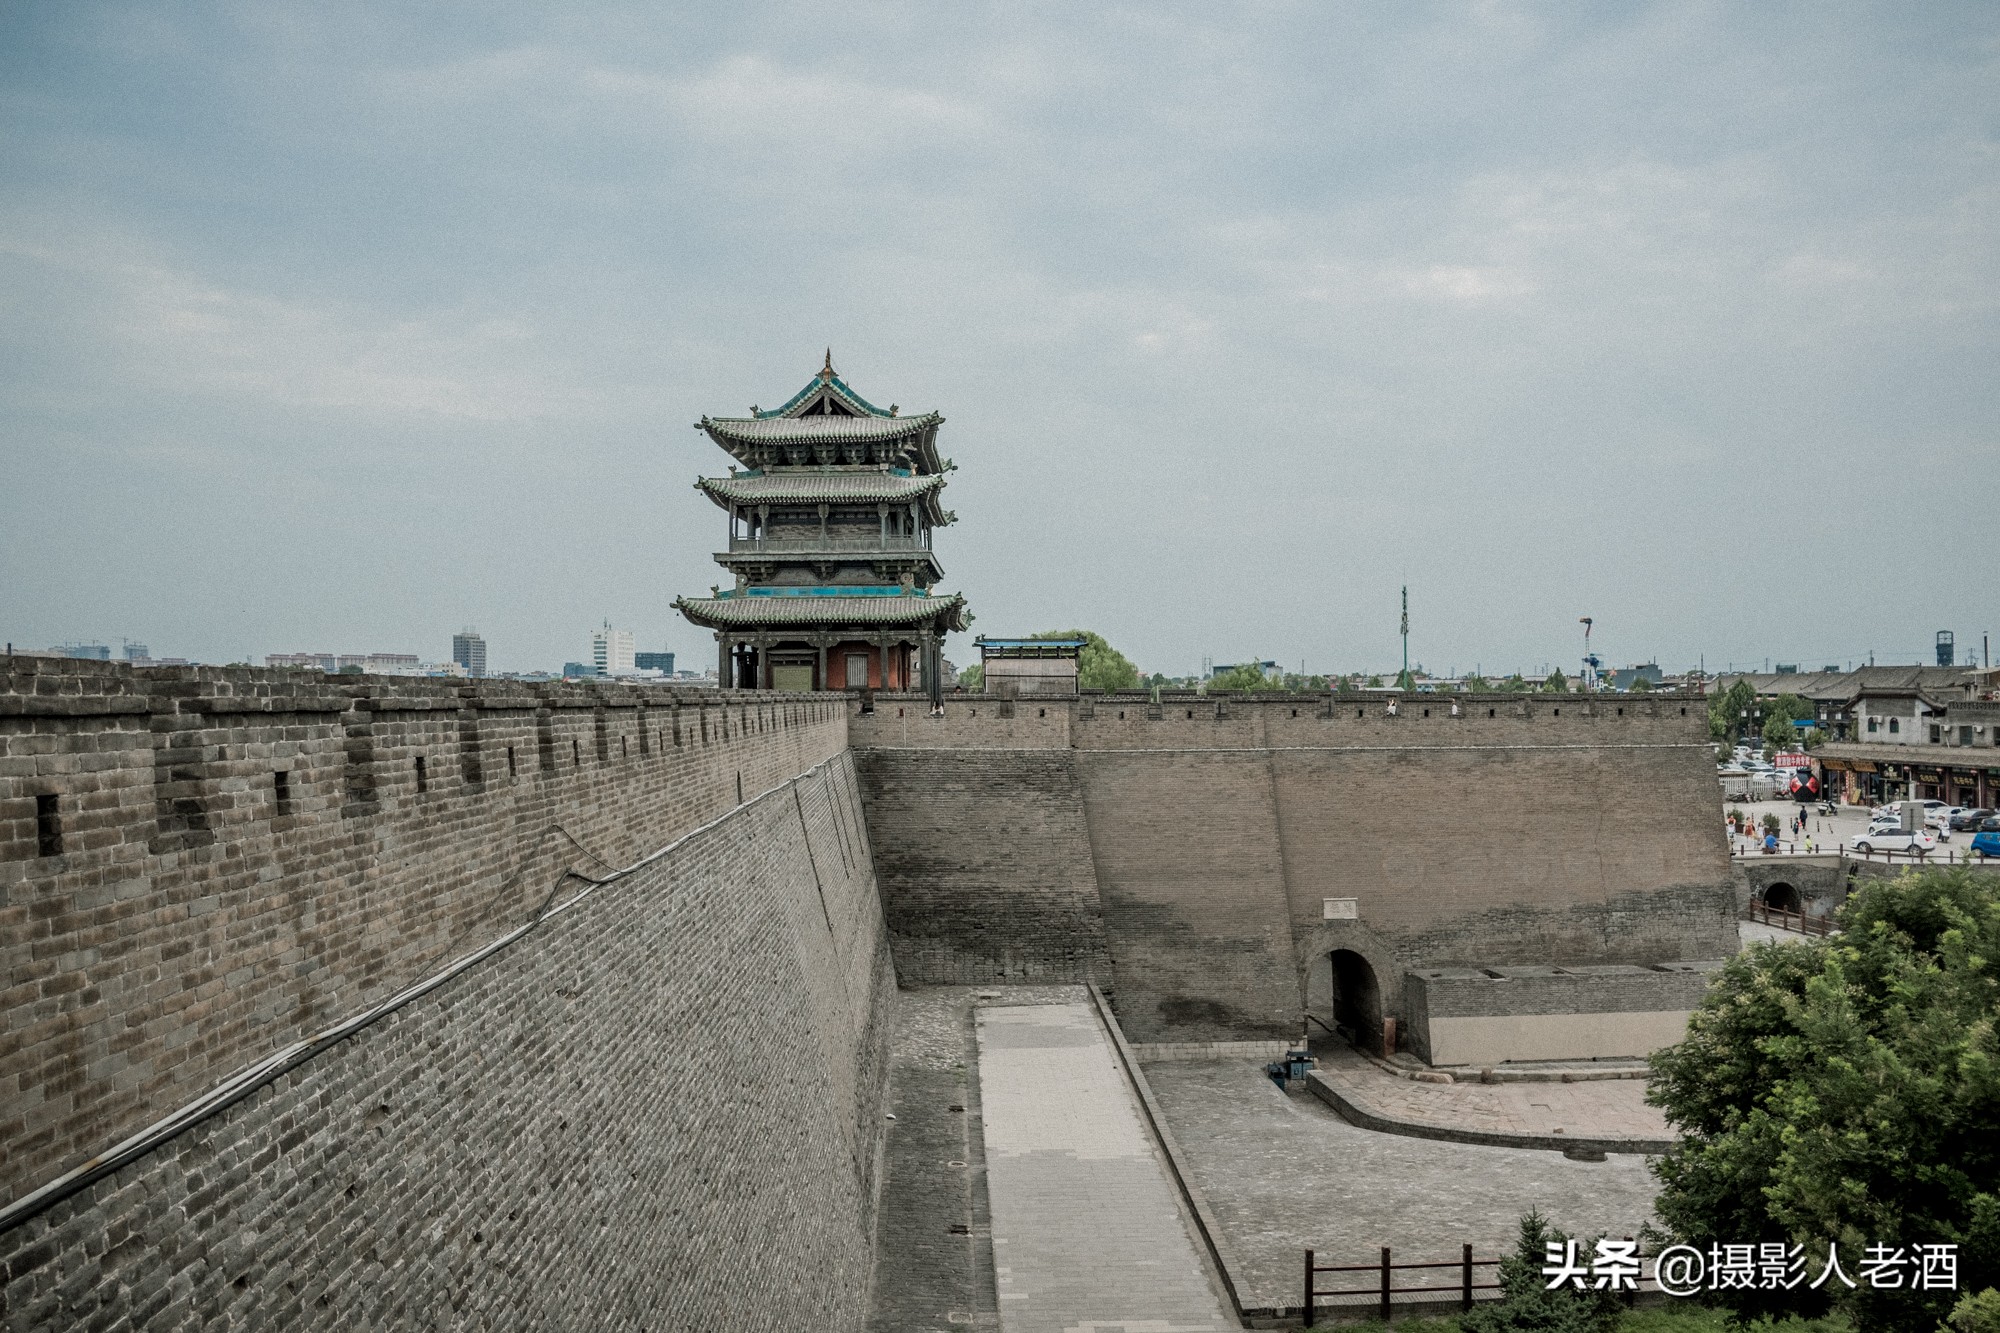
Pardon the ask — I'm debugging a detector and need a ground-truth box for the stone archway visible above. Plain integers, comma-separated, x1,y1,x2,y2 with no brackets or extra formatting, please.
1762,882,1801,913
1328,949,1382,1052
1300,921,1403,1056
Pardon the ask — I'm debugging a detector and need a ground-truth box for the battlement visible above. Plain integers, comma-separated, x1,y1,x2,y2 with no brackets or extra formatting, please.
1,657,851,1202
848,689,1710,751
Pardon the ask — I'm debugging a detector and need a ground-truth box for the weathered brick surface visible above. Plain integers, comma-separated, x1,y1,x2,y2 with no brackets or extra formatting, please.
0,661,863,1196
0,652,892,1328
851,691,1737,1045
854,749,1109,984
0,747,893,1332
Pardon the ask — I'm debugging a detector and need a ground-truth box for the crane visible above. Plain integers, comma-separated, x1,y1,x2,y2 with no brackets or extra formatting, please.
1579,617,1602,693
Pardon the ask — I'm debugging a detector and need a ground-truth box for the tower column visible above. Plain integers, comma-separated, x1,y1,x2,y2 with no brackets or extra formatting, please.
717,634,731,688
815,636,829,693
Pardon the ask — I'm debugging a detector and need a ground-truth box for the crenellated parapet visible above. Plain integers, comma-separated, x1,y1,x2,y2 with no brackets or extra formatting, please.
0,656,853,1205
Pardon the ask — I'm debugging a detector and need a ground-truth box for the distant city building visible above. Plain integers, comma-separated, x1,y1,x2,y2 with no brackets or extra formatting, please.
1938,630,1956,667
1605,663,1664,690
452,628,487,678
591,623,635,676
562,662,596,679
634,651,675,674
265,652,423,675
123,643,149,662
1210,660,1281,680
63,644,112,661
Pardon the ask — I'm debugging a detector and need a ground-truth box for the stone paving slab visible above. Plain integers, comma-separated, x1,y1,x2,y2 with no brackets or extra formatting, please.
1312,1048,1673,1150
978,1002,1231,1333
1143,1059,1663,1313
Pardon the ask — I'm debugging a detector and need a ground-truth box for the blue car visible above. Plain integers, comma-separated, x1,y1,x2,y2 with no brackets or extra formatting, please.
1973,829,2000,860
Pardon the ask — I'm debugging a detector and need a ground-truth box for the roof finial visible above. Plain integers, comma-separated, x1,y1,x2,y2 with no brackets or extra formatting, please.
820,348,835,381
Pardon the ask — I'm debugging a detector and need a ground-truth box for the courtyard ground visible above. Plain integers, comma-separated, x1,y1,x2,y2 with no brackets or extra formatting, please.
1142,1059,1663,1314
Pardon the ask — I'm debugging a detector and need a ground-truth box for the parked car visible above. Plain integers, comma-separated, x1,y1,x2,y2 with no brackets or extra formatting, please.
1852,829,1937,856
1973,825,2000,859
1949,808,1997,832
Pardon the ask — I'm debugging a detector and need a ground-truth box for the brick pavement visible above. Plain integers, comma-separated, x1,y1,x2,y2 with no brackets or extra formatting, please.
977,1002,1231,1333
1314,1048,1673,1142
1144,1059,1663,1313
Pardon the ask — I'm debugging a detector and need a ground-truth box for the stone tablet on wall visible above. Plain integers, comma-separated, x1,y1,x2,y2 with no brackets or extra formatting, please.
1322,898,1358,920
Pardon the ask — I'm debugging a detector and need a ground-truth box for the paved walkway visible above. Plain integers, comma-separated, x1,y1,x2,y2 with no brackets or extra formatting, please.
1313,1048,1672,1146
977,1003,1231,1333
1144,1059,1662,1313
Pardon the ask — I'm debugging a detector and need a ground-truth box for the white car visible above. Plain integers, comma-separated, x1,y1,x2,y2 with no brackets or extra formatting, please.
1852,829,1937,856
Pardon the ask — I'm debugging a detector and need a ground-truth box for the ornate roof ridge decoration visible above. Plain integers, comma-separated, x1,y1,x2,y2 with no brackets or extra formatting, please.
755,351,897,419
673,592,969,631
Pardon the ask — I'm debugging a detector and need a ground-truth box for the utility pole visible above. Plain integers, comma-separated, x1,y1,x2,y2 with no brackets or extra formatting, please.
1398,586,1411,690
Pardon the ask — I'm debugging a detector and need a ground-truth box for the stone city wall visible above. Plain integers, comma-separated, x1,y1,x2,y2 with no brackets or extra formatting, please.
1,659,892,1331
1403,962,1720,1066
852,690,1737,1046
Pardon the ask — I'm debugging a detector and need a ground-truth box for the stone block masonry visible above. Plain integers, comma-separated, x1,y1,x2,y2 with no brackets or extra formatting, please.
854,748,1109,984
852,690,1737,1049
2,659,892,1332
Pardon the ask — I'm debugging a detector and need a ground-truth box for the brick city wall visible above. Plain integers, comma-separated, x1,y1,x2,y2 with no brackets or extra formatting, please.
1,660,892,1331
851,690,1737,1044
854,747,1110,983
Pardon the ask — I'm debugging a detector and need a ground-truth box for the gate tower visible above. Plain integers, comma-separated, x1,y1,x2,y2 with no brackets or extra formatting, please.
673,353,969,694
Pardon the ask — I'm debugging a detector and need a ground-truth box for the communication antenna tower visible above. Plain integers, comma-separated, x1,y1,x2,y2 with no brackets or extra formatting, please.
1397,586,1411,689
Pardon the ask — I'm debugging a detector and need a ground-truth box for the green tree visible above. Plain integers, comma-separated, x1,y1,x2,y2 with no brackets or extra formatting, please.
1458,1209,1623,1333
1761,693,1816,753
1648,867,2000,1331
1365,674,1384,688
1463,674,1492,691
957,663,984,691
1207,663,1274,691
1709,679,1756,747
1033,629,1139,692
1629,677,1654,693
1541,670,1570,693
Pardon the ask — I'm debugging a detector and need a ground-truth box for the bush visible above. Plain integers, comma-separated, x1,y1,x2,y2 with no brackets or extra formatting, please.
1458,1210,1625,1333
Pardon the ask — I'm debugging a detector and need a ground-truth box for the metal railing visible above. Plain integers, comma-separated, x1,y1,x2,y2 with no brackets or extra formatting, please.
726,533,929,553
1303,1245,1501,1325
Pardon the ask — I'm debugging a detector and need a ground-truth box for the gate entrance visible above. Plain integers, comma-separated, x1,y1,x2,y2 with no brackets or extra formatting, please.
1328,949,1382,1054
1762,882,1801,913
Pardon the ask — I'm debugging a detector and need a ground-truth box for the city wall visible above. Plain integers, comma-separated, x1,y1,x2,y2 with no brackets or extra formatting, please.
1,659,893,1332
853,690,1738,1053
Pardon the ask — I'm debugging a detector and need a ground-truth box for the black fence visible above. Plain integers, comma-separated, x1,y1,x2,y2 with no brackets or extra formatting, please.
1303,1245,1500,1325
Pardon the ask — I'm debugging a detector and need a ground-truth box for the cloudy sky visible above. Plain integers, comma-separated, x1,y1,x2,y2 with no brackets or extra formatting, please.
3,2,1996,679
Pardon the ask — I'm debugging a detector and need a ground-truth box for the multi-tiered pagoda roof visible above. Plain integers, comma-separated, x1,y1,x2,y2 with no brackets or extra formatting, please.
673,355,968,692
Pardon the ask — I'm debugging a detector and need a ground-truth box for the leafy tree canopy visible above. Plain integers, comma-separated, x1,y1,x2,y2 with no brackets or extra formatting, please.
1629,677,1654,693
956,662,984,691
1761,692,1818,752
1541,670,1570,693
1709,679,1757,744
1033,629,1139,692
1647,867,2000,1331
1463,675,1493,691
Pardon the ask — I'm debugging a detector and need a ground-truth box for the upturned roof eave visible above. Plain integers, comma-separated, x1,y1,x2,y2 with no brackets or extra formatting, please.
694,472,947,524
672,593,968,633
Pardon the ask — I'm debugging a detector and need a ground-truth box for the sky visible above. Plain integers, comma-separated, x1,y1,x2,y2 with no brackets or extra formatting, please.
2,2,1996,679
